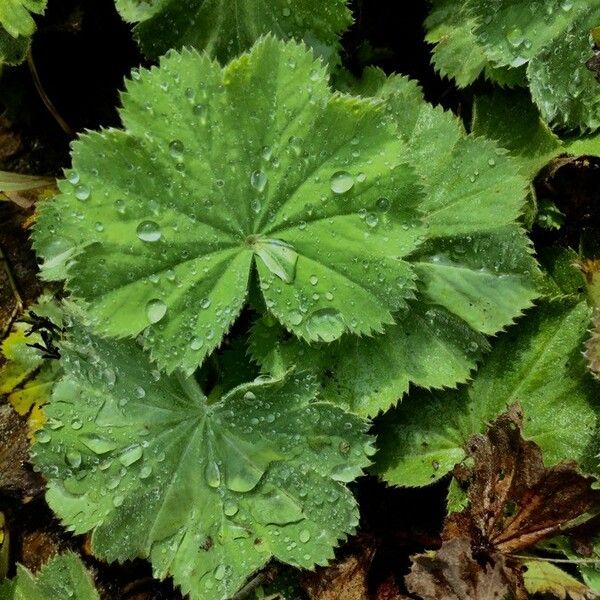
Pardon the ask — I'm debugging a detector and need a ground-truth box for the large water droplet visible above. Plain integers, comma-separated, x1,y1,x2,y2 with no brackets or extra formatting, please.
330,171,354,194
65,450,82,468
250,170,267,192
81,434,117,455
299,529,311,543
168,139,184,160
74,184,90,201
223,500,239,517
119,444,143,467
305,308,345,342
205,460,221,488
137,220,162,242
146,299,167,324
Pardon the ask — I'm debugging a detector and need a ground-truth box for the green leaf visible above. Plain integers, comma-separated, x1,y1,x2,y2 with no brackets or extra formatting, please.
31,323,373,600
472,88,600,178
425,0,600,130
373,299,600,487
250,70,539,417
0,552,99,600
33,38,424,376
115,0,352,63
0,0,46,66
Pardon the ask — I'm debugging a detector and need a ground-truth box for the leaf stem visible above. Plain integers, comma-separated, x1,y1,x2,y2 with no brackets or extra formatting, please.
511,554,600,565
27,49,75,138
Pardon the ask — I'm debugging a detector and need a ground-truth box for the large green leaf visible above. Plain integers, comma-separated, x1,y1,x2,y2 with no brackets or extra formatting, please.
0,552,99,600
0,0,46,65
33,38,424,375
115,0,352,63
425,0,600,130
250,70,539,417
31,323,373,600
373,299,600,487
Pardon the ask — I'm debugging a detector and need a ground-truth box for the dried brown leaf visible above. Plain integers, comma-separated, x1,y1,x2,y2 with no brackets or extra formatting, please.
405,537,513,600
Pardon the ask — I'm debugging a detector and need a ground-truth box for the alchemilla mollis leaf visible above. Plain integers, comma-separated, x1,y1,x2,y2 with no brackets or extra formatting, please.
373,299,600,487
115,0,352,63
31,322,373,600
0,552,100,600
0,0,46,65
249,70,540,417
32,37,424,375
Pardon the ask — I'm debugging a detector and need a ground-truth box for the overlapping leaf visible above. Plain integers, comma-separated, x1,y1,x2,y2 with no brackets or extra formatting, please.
0,551,99,600
425,0,600,130
0,0,46,65
249,70,539,417
115,0,352,63
373,298,600,487
33,38,426,376
31,322,373,600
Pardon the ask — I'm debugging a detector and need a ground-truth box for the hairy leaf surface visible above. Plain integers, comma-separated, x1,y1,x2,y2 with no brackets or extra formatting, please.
33,38,424,375
31,323,373,600
250,71,539,417
425,0,600,130
115,0,352,63
0,552,99,599
374,299,600,486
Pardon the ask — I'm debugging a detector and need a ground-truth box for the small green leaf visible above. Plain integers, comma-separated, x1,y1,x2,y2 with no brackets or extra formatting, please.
31,323,373,600
0,552,99,600
374,299,600,487
0,0,46,65
33,38,423,375
115,0,353,64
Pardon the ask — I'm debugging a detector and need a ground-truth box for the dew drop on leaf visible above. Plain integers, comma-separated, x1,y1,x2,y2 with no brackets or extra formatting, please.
329,171,354,194
168,139,184,159
146,299,167,324
81,434,118,455
299,529,311,543
305,308,345,342
65,450,82,468
136,220,162,242
205,460,221,488
74,184,90,201
190,337,204,350
250,170,267,192
223,500,239,517
119,444,143,467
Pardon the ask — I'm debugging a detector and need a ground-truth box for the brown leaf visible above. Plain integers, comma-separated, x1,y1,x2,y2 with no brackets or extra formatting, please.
405,537,514,600
0,403,44,500
406,405,600,599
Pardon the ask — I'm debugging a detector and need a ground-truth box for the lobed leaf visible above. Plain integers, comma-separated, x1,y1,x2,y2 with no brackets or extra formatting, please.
115,0,352,63
33,38,424,376
0,0,46,65
374,299,600,487
31,322,373,600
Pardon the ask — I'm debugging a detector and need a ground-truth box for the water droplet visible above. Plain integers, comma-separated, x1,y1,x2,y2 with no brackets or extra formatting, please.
168,139,184,160
506,27,525,48
134,386,146,399
146,299,167,324
214,564,227,581
309,275,318,286
299,529,311,543
65,450,82,468
376,197,390,212
205,460,221,488
71,418,83,430
74,184,90,201
113,495,125,507
305,308,345,342
119,444,143,467
81,434,117,455
288,310,303,326
136,220,162,242
190,337,204,350
224,500,239,517
243,391,256,401
560,0,573,11
200,297,211,309
366,213,379,228
139,464,152,479
250,170,267,192
36,430,51,444
488,158,496,167
330,171,354,194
